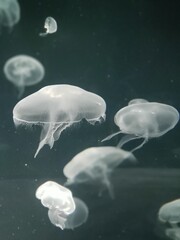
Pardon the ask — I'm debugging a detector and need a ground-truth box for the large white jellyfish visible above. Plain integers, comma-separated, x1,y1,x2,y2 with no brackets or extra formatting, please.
36,181,88,230
3,55,45,98
102,100,179,152
13,84,106,157
63,146,136,198
39,16,57,37
0,0,20,30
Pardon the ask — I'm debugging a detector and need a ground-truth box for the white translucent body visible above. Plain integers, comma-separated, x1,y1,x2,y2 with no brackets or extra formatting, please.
13,84,106,157
48,197,88,230
166,228,180,240
4,55,45,98
39,16,57,37
103,102,179,152
63,146,136,197
36,181,76,230
158,199,180,227
0,0,20,29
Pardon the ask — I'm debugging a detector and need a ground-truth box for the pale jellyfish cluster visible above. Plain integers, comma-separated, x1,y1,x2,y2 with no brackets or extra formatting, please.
36,181,88,230
63,146,136,198
158,199,180,240
13,84,106,157
0,0,20,30
102,99,179,152
39,16,57,37
3,55,45,98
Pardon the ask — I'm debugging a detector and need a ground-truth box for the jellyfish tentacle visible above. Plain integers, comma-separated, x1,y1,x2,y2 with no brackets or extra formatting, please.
101,131,122,142
131,137,148,152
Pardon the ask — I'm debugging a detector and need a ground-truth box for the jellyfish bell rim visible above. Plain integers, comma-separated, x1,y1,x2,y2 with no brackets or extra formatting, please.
13,115,105,126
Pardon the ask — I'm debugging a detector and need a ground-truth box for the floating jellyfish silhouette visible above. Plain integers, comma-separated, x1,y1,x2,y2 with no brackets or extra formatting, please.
36,181,88,230
48,197,89,230
63,146,136,198
4,55,45,98
102,100,179,152
0,0,20,30
13,84,106,157
158,199,180,228
39,16,57,37
158,199,180,240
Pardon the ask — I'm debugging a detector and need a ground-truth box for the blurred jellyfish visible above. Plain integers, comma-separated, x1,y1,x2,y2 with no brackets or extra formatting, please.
158,199,180,228
0,0,20,30
36,181,75,229
39,16,57,37
36,181,88,230
102,100,179,152
165,228,180,240
13,84,106,157
63,146,136,198
48,197,89,230
4,55,45,98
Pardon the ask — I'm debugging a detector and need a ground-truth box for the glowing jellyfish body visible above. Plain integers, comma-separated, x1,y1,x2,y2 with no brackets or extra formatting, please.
36,181,75,230
39,16,57,37
36,181,88,230
4,55,45,98
48,197,89,230
13,84,106,157
0,0,20,29
103,101,179,152
158,199,180,228
63,146,136,197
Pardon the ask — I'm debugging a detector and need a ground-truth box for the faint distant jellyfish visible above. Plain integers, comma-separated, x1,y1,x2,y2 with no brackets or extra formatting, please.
48,197,89,230
63,146,136,198
128,98,149,105
13,84,106,157
4,55,45,98
165,228,180,240
0,0,20,30
36,181,76,230
158,199,180,228
102,101,179,152
39,16,57,37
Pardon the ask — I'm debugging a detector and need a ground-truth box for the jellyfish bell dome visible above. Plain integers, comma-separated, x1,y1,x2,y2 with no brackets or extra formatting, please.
48,197,89,230
3,54,45,98
63,146,136,198
35,181,75,214
13,84,106,157
102,101,179,152
158,199,180,227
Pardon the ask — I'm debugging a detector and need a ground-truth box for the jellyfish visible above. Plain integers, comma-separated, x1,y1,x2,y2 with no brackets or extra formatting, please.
158,199,180,228
0,0,20,30
165,228,180,240
36,181,76,229
48,197,89,230
39,16,57,37
102,100,179,152
13,84,106,157
3,55,45,98
63,146,136,198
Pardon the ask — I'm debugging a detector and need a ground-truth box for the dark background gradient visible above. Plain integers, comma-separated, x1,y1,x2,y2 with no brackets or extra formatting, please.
0,0,180,239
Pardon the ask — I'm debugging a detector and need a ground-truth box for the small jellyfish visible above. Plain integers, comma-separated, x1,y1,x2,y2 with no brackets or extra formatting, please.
13,84,106,157
102,100,179,152
158,199,180,228
3,55,45,98
39,16,57,37
36,181,76,230
0,0,20,30
128,98,149,105
48,197,89,230
63,146,136,198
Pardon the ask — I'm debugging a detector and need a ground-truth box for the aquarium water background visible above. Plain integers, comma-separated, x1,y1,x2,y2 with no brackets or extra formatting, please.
0,0,180,239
